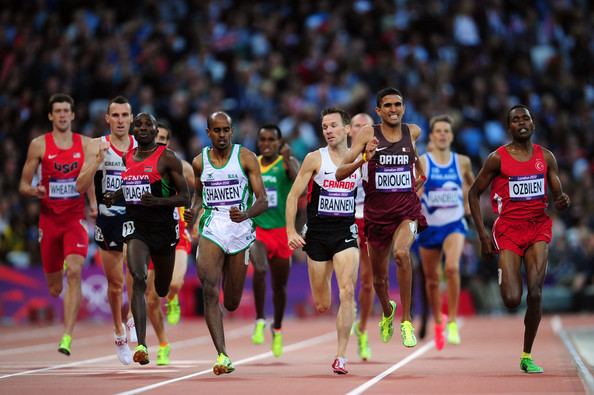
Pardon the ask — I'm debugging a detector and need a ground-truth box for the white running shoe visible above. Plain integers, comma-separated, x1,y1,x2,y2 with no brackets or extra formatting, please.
126,317,137,343
115,323,132,365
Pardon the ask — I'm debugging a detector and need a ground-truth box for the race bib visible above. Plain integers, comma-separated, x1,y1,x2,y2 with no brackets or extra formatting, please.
375,166,412,192
508,174,545,201
427,188,460,208
318,190,355,217
266,188,278,208
203,179,242,206
122,177,151,204
49,177,79,199
104,169,122,192
122,221,135,237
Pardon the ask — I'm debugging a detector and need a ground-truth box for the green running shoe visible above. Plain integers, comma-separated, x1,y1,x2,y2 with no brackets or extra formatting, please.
166,295,181,325
353,321,371,361
58,334,71,356
379,300,397,343
400,320,417,348
447,321,461,345
213,353,235,375
251,319,266,345
271,330,283,358
157,344,171,366
133,344,150,365
520,357,544,374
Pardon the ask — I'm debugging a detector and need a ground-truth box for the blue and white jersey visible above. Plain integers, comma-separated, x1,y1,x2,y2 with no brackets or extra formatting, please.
420,152,464,227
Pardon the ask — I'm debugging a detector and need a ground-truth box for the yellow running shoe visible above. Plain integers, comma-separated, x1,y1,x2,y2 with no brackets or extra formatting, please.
378,300,397,343
213,353,235,375
166,295,181,325
58,334,71,356
520,357,544,374
157,344,171,366
133,344,150,365
447,321,461,345
251,319,266,345
400,320,417,348
354,321,371,361
271,330,283,358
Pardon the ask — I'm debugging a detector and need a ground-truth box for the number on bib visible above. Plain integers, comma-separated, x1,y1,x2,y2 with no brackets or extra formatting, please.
122,221,135,237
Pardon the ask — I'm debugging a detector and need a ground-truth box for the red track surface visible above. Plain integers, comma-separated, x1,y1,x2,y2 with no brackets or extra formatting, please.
0,314,592,394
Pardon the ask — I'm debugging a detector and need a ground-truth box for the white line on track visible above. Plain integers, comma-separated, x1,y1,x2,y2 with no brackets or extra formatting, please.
345,341,434,395
0,324,252,380
114,331,336,395
551,315,594,395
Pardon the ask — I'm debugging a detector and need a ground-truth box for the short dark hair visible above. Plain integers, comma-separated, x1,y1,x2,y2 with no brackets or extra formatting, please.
506,104,532,127
48,93,75,113
376,87,403,107
134,112,157,127
321,107,351,126
258,124,282,139
157,119,172,140
107,96,130,114
429,114,453,132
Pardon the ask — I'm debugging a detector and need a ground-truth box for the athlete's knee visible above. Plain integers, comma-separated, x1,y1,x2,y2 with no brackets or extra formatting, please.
444,264,459,279
314,302,330,313
339,283,355,303
393,248,410,266
501,290,522,308
424,274,440,291
526,287,542,306
373,275,389,291
155,282,169,298
49,283,63,297
359,280,373,296
146,291,160,309
224,295,241,311
201,283,219,303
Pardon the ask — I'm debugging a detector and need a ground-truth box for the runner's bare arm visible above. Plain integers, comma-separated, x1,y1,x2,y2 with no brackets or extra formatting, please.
141,149,190,208
336,125,374,181
468,151,500,257
231,148,268,223
76,138,107,193
459,154,475,215
286,151,320,249
184,154,203,227
543,148,570,211
280,142,300,182
19,136,46,198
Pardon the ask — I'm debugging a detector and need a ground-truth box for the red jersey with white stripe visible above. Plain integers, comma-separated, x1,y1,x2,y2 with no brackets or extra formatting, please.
40,132,85,217
490,144,548,220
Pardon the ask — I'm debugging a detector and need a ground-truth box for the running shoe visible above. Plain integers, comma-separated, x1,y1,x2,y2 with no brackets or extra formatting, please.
166,295,181,325
213,353,235,375
353,321,371,361
127,317,137,343
379,300,397,343
157,344,171,366
133,344,150,365
520,357,544,374
58,334,71,356
115,323,132,365
331,357,348,375
271,330,283,358
400,320,417,348
251,319,266,345
434,320,445,351
447,321,461,345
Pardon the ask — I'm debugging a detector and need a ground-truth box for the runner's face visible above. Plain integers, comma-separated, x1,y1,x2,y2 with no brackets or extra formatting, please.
322,113,349,147
207,116,233,150
257,129,280,159
156,128,170,147
429,121,453,151
49,102,75,133
376,94,404,127
132,115,157,146
105,102,132,138
508,108,535,141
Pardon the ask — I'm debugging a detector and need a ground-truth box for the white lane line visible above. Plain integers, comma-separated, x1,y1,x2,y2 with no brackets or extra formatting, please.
0,324,252,380
346,341,434,395
115,331,336,395
551,315,594,395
